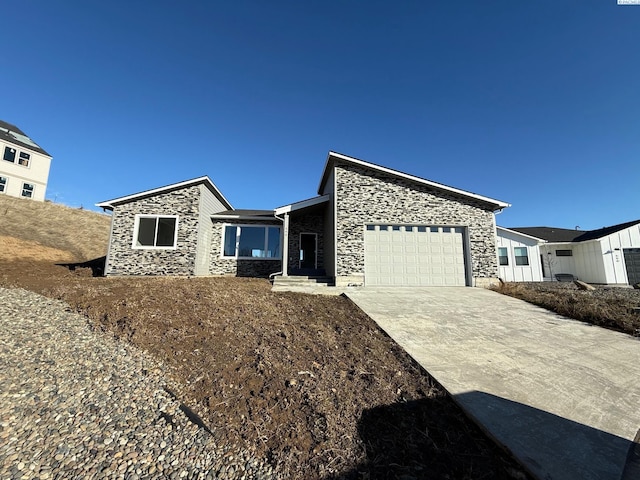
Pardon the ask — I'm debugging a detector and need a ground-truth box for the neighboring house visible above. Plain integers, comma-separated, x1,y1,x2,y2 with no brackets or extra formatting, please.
495,227,544,282
498,220,640,285
97,152,510,287
0,120,52,201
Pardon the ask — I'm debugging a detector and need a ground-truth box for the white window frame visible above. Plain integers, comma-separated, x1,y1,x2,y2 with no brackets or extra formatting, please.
498,247,509,266
514,246,529,266
221,223,282,260
18,151,31,168
0,176,6,194
131,214,179,250
21,182,34,198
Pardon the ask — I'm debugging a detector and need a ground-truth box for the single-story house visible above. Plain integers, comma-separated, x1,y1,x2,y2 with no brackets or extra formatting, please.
496,220,640,285
97,152,510,287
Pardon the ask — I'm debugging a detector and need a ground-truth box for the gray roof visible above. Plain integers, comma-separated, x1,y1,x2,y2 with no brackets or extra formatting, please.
0,120,50,156
510,219,640,243
213,209,275,217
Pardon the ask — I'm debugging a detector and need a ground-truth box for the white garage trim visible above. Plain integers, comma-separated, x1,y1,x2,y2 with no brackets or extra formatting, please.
364,224,470,286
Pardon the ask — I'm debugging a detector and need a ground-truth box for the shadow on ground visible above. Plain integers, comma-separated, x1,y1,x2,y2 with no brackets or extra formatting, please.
57,256,106,277
330,391,638,480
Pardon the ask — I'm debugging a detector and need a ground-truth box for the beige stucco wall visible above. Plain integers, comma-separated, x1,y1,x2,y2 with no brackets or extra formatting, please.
0,141,52,202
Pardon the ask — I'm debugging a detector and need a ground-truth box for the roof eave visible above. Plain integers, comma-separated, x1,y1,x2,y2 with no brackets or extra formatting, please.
275,194,330,215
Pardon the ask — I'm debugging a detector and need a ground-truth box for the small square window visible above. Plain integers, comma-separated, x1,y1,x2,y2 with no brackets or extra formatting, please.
405,226,414,232
417,226,427,232
21,183,34,198
0,176,6,193
443,227,452,233
366,225,375,231
454,227,464,234
392,225,401,231
3,147,16,163
430,227,439,233
18,152,30,167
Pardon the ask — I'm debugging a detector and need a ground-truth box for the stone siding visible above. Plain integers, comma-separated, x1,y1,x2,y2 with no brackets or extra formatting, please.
210,219,282,277
105,186,201,276
287,213,325,272
334,163,498,283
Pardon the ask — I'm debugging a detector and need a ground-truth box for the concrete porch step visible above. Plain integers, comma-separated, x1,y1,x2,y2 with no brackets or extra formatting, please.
272,275,335,287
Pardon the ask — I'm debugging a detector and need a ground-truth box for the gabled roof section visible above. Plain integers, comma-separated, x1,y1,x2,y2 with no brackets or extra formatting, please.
510,219,640,243
0,119,51,156
318,151,510,211
274,194,330,215
96,176,233,211
497,226,546,242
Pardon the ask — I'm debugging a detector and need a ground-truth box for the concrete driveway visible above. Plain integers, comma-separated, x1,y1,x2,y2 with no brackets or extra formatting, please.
345,287,640,480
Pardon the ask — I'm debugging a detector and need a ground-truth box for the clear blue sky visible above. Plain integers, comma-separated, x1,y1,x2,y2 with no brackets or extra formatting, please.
2,1,638,229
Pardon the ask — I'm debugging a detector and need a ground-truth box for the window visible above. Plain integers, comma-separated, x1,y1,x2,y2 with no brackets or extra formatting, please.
392,225,401,231
222,225,281,259
3,147,16,163
498,247,509,266
556,249,573,257
0,176,6,193
133,215,178,248
430,227,439,233
18,152,30,167
514,247,529,266
21,183,34,198
366,225,375,231
417,226,427,232
443,227,451,233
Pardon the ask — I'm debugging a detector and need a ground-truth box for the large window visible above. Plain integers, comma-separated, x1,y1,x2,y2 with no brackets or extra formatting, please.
21,183,34,198
0,177,6,193
514,247,529,266
498,247,509,266
223,225,281,259
133,215,178,249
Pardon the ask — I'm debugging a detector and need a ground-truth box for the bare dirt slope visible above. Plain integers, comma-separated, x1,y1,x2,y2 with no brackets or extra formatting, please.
0,199,530,479
0,195,110,261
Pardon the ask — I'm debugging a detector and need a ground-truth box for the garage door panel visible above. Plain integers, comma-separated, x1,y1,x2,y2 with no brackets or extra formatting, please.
365,224,467,286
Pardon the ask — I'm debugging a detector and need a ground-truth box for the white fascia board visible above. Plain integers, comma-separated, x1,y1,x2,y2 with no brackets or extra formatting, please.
274,194,330,215
320,151,511,210
497,226,547,242
211,214,280,221
96,176,233,211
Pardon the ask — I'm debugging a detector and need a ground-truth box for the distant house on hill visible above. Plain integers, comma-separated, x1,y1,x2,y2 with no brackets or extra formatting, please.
0,120,52,201
497,221,640,286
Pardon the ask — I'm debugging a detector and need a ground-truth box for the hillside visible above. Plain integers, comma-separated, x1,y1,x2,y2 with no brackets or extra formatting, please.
0,194,110,261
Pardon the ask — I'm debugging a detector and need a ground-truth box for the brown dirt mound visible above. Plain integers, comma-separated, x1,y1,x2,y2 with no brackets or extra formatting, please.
0,235,74,262
0,259,530,480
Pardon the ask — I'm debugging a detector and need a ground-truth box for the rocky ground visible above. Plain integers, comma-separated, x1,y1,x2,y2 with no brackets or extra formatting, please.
0,259,531,479
0,288,273,480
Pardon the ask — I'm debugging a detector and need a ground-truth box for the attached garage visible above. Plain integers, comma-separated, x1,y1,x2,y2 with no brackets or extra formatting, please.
624,248,640,285
364,224,468,286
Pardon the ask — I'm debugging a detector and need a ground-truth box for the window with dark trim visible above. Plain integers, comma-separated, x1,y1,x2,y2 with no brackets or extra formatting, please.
21,183,34,198
3,147,16,163
222,225,281,259
133,215,178,248
556,249,573,256
514,247,529,266
498,247,509,266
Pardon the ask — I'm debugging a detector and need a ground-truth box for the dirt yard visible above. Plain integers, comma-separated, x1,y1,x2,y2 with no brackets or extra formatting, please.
0,259,530,480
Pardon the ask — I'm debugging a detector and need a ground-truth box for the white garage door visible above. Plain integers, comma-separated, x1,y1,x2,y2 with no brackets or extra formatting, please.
364,225,467,286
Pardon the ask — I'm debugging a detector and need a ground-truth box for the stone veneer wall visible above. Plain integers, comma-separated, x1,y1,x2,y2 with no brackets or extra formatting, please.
334,163,499,284
287,213,325,272
210,219,282,277
105,186,201,276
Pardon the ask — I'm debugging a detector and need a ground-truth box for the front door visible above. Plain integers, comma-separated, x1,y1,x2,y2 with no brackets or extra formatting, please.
299,233,317,269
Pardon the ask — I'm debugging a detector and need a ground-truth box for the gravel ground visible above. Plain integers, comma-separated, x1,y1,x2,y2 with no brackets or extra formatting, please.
0,287,275,480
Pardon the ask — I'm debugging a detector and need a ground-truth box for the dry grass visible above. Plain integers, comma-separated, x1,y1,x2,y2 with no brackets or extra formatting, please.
0,195,110,261
493,282,640,336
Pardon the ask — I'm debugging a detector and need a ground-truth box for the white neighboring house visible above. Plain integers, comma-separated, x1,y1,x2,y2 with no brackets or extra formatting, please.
496,227,545,282
0,120,52,201
501,220,640,286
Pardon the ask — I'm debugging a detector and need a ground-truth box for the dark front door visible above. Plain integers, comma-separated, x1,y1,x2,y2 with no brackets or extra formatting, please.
300,233,317,269
624,248,640,285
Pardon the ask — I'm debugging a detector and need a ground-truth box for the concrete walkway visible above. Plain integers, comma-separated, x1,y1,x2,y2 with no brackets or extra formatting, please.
345,287,640,480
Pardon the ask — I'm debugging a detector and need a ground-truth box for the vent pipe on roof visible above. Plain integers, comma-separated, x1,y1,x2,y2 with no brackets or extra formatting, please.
575,226,580,230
